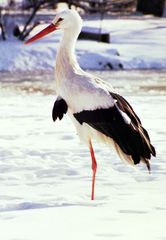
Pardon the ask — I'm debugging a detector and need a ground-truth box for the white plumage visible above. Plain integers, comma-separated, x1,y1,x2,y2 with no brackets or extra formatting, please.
25,9,156,200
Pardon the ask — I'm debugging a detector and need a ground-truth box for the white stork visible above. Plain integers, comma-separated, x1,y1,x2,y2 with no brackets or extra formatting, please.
25,9,156,200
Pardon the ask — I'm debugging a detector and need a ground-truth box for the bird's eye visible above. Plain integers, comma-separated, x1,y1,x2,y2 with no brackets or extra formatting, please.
57,18,64,23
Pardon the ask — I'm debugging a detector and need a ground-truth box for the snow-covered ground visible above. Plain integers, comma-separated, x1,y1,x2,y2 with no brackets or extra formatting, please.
0,70,166,240
0,14,166,72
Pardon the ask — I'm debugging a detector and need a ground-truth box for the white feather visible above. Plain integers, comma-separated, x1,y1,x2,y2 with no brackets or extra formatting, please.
115,103,131,124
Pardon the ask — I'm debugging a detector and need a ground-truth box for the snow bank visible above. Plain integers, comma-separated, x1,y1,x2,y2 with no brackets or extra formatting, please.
0,16,166,72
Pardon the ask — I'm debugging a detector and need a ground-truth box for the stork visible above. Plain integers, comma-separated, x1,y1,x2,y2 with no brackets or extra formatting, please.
25,9,156,200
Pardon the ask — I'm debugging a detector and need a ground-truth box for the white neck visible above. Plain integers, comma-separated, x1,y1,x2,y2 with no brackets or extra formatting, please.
59,30,78,58
55,28,82,80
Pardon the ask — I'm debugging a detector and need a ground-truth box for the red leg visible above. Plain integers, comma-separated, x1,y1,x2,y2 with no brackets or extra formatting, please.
89,140,97,200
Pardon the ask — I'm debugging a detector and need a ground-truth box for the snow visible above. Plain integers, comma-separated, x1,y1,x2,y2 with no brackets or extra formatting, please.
0,15,166,72
0,206,166,240
0,70,166,240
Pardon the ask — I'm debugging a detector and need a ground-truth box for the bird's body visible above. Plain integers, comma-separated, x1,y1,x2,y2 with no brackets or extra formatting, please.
25,9,156,200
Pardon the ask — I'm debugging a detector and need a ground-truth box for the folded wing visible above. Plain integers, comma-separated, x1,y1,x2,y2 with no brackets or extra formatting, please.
74,92,156,169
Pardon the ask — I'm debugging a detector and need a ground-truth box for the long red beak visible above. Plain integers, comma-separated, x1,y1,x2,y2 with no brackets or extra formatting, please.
24,23,57,44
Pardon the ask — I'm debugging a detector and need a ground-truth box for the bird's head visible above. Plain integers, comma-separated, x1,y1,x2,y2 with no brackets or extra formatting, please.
24,9,83,44
52,9,82,30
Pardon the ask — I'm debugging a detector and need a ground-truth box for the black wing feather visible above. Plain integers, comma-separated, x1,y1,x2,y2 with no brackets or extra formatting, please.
74,92,156,165
111,92,156,156
52,97,68,121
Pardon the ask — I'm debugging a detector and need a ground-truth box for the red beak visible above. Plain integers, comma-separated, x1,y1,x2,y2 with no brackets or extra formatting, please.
24,23,57,44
